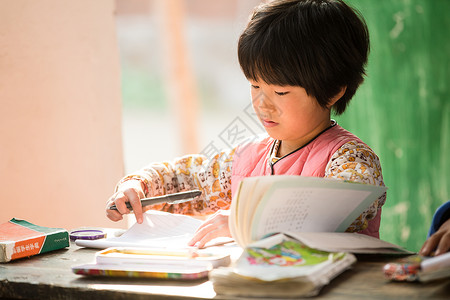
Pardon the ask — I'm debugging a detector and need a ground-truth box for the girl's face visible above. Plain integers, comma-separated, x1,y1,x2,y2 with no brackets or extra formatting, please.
250,80,332,156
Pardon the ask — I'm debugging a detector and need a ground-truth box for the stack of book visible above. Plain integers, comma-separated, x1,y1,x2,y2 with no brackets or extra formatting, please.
210,234,356,298
72,246,231,279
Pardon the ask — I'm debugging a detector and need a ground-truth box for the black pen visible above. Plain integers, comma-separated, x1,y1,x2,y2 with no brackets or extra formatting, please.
108,190,202,211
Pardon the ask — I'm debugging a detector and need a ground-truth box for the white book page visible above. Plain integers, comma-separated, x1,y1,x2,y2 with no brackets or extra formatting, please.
76,211,202,249
230,177,259,247
229,180,245,247
250,177,386,242
242,177,278,245
254,187,370,237
285,232,412,254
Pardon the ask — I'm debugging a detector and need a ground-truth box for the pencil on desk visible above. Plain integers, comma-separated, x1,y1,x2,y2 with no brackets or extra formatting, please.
108,190,202,211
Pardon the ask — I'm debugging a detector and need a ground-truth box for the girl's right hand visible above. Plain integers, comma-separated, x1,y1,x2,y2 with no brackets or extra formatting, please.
106,180,145,224
187,210,232,248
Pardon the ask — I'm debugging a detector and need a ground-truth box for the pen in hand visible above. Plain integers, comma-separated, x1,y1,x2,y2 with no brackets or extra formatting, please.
108,190,202,211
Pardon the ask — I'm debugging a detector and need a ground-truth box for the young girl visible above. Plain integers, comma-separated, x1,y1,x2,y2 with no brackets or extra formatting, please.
107,0,386,248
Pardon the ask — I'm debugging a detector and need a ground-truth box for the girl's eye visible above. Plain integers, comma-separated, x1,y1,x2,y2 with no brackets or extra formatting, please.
275,91,289,96
251,84,260,89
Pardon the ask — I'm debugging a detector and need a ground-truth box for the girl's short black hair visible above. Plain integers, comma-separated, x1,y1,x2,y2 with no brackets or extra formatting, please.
238,0,370,115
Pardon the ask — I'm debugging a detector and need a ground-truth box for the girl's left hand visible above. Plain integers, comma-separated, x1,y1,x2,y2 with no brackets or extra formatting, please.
188,210,231,248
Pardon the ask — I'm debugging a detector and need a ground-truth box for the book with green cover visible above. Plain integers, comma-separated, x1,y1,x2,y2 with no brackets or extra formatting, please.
0,218,69,262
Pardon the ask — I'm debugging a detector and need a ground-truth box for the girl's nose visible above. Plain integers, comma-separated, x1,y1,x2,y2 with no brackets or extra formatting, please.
253,91,275,112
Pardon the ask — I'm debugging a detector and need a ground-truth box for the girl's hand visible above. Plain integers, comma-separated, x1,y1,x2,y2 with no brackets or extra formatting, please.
420,218,450,256
188,210,231,248
106,180,145,224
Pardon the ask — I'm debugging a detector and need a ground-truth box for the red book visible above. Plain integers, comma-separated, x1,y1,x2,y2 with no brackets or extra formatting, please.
0,218,69,262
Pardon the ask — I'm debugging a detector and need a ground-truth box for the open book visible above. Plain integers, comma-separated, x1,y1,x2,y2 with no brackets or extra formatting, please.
229,175,388,248
75,211,202,249
75,210,233,250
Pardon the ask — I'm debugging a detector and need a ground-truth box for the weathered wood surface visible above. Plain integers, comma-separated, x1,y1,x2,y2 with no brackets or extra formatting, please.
0,243,449,299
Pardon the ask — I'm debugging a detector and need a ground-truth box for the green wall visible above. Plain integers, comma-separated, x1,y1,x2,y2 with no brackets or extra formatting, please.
336,0,450,251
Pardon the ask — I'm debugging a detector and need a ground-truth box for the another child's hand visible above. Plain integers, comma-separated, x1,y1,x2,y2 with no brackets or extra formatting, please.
188,210,231,248
106,180,145,224
420,218,450,256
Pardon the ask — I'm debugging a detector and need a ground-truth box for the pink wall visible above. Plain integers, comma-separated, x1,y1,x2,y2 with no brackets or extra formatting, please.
0,0,126,230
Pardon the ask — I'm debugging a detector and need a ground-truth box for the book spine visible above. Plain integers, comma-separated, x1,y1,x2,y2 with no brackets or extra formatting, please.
73,267,209,279
3,230,69,262
9,234,46,261
0,243,14,263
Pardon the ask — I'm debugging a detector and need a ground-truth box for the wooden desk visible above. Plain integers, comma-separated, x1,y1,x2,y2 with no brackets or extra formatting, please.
0,242,449,299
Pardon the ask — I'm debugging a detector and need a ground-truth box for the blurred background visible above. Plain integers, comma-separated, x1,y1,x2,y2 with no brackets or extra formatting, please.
117,0,263,171
1,0,448,252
